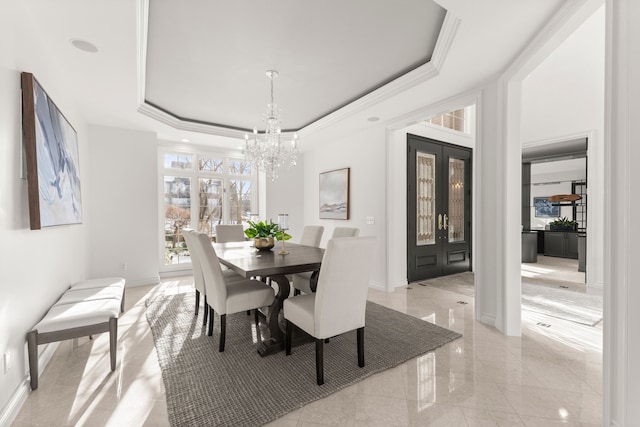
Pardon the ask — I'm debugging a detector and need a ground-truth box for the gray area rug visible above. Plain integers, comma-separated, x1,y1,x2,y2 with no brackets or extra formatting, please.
421,272,603,326
145,291,461,427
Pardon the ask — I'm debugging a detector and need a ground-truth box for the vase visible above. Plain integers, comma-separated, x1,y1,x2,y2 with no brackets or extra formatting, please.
254,237,275,251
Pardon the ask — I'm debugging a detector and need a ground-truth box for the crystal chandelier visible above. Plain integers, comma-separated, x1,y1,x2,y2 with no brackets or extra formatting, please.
243,70,299,181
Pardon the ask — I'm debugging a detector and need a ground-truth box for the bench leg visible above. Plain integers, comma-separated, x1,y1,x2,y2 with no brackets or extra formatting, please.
27,331,39,390
109,318,118,371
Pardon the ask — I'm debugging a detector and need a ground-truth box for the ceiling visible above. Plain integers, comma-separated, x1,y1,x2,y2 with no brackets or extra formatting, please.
144,0,446,132
18,0,568,150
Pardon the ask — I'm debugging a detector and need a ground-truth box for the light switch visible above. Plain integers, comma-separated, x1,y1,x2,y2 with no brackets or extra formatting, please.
366,216,375,225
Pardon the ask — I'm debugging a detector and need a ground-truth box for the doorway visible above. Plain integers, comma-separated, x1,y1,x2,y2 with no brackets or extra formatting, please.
407,133,472,282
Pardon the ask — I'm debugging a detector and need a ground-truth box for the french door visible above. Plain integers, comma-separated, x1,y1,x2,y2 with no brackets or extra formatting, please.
407,134,472,282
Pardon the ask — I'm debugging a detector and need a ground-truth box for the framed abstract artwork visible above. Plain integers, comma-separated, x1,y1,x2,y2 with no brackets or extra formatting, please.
319,167,350,220
533,197,559,218
21,72,83,230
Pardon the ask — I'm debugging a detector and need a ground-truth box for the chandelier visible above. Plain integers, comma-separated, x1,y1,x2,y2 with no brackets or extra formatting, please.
243,70,299,181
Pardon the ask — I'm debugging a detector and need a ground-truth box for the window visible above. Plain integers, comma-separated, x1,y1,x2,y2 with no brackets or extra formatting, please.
160,150,257,267
425,108,468,133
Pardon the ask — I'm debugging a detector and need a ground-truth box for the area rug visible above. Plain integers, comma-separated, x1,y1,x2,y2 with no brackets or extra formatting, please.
420,272,603,326
145,290,461,427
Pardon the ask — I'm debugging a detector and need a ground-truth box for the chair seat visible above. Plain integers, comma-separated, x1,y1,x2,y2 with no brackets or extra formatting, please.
225,279,275,314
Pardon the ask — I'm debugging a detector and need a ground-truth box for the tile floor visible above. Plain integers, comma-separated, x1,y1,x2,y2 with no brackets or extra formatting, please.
12,270,603,426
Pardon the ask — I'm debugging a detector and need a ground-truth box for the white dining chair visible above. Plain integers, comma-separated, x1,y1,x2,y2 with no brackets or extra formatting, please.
284,236,376,385
292,227,359,295
183,229,243,325
215,224,245,243
191,230,275,352
299,225,324,246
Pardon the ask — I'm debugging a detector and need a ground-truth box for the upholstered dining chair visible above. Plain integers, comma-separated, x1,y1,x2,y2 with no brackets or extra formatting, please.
182,229,243,325
191,230,275,351
292,226,359,295
299,225,324,247
284,236,376,385
215,224,245,243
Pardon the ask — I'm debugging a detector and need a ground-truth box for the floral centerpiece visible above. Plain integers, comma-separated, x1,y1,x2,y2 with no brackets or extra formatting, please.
244,220,291,251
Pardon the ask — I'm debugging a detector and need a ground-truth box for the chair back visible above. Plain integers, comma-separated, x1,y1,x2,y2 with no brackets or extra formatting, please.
182,229,205,295
215,224,245,243
299,225,324,247
192,230,228,313
314,236,375,338
331,227,360,238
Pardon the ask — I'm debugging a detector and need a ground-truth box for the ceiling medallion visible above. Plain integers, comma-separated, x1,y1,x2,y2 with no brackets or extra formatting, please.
243,70,299,181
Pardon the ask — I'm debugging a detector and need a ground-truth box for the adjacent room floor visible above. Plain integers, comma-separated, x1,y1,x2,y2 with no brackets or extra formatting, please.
12,271,602,426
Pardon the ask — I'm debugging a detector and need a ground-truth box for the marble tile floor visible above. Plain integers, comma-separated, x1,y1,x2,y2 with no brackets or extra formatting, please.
12,275,602,426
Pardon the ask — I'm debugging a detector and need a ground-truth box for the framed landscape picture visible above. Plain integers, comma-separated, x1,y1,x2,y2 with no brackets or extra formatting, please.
319,167,349,220
22,72,83,230
534,197,559,218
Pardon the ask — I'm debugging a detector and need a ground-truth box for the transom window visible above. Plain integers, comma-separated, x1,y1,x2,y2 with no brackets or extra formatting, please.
161,150,257,267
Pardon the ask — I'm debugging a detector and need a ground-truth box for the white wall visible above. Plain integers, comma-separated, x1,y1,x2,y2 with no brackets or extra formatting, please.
0,2,89,418
86,125,160,286
298,125,387,289
520,5,605,288
265,158,305,243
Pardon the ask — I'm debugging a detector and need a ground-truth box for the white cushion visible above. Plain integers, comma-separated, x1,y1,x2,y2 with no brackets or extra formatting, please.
222,269,244,283
35,299,121,334
292,271,314,294
69,277,125,291
55,287,123,305
225,279,275,314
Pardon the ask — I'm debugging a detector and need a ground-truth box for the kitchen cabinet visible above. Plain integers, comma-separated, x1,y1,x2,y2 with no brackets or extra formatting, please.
544,231,579,259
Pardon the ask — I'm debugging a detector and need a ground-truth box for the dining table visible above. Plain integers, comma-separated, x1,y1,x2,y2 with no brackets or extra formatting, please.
212,240,325,356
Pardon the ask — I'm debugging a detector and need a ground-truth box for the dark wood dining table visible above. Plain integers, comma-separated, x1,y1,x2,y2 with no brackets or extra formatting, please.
212,240,324,356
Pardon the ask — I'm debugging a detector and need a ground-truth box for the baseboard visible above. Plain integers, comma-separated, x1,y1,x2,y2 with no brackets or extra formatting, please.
368,280,386,291
125,276,161,287
477,312,496,326
391,280,409,290
0,342,59,427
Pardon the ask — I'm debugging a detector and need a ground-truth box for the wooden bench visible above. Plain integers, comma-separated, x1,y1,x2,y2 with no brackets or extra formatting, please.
27,277,125,390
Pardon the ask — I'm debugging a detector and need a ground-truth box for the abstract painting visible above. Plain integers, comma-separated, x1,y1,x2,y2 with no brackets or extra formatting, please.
534,197,559,218
22,72,83,229
319,168,349,220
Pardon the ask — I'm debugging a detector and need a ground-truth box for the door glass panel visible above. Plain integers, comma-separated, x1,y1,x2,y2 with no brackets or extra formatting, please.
417,152,436,246
198,178,223,237
448,158,465,242
164,176,191,265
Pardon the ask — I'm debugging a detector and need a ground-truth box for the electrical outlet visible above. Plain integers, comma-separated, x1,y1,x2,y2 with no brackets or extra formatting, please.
366,216,375,225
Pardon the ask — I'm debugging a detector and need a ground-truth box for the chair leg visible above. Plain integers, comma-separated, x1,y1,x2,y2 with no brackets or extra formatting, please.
293,289,301,296
27,331,38,390
109,318,118,371
219,314,226,352
285,320,293,355
195,290,200,316
207,306,215,336
315,338,324,385
357,327,365,368
254,309,260,327
246,310,251,316
203,296,208,325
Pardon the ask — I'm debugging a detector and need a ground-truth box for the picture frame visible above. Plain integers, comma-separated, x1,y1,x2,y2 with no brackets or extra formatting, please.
533,197,559,218
21,72,83,230
319,167,350,220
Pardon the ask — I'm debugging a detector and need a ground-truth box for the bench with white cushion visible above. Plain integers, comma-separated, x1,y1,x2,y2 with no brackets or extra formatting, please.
27,277,125,390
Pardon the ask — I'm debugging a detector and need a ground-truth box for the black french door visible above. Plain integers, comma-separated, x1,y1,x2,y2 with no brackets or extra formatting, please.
407,134,472,282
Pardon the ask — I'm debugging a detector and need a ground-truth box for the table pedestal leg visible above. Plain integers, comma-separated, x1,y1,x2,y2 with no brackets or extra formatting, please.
257,274,289,356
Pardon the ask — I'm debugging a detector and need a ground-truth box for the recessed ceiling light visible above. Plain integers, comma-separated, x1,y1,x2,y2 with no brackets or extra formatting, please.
367,117,380,122
180,138,190,143
70,39,98,53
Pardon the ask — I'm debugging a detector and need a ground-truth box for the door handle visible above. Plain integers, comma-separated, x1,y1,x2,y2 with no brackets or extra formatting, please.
443,214,449,230
438,214,443,230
